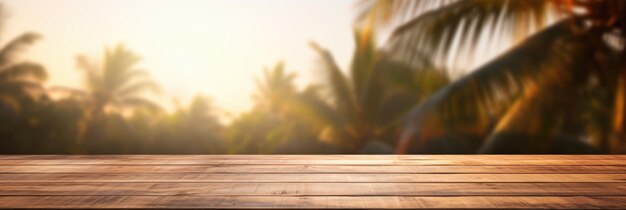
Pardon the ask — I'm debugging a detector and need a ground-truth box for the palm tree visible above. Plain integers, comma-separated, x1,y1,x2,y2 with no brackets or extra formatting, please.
0,32,46,114
304,30,448,152
253,62,298,114
225,63,327,153
358,0,626,153
51,44,159,149
59,44,160,115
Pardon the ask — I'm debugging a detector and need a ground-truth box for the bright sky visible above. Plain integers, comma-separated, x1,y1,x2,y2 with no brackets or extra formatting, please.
2,0,355,118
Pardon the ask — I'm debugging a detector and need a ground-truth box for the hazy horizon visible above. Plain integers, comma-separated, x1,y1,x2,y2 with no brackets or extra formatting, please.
3,0,355,119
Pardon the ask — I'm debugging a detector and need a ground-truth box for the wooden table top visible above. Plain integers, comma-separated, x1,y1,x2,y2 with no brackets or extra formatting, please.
0,155,625,209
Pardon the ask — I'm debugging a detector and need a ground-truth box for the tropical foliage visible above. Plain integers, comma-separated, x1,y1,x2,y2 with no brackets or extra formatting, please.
358,0,626,153
304,30,448,152
0,32,46,116
224,62,332,153
2,1,626,154
57,44,161,115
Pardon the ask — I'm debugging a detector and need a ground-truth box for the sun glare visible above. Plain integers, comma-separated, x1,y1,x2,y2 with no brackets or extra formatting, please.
4,0,354,116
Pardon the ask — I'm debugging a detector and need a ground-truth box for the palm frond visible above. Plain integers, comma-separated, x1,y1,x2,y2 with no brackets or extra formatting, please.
355,0,458,30
102,44,142,91
294,85,346,127
479,38,597,154
435,19,583,122
397,18,590,153
75,55,101,92
253,62,298,110
0,32,41,65
374,60,450,126
0,62,47,81
384,0,560,69
478,84,561,153
351,30,379,114
76,44,160,114
261,62,297,94
309,42,357,121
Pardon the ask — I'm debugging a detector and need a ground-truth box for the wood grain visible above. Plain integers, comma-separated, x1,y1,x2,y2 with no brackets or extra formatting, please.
1,182,626,196
1,196,626,209
1,173,625,183
3,164,626,173
0,155,625,209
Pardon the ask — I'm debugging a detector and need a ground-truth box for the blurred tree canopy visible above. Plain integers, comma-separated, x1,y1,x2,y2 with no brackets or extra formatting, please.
2,1,626,154
358,0,626,154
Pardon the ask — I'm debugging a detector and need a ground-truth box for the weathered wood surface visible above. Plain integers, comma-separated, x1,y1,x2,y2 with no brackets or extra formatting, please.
0,155,625,209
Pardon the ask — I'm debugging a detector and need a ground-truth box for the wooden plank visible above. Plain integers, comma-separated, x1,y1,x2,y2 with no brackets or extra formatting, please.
1,195,625,209
1,182,626,196
1,173,625,183
2,158,626,165
2,164,626,174
1,155,624,160
1,155,624,209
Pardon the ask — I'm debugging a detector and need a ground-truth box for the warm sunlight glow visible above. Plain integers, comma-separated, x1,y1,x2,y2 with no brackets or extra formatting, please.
4,0,354,117
2,0,624,155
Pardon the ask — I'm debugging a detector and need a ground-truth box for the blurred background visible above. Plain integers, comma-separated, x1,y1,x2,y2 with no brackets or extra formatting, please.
1,0,625,154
